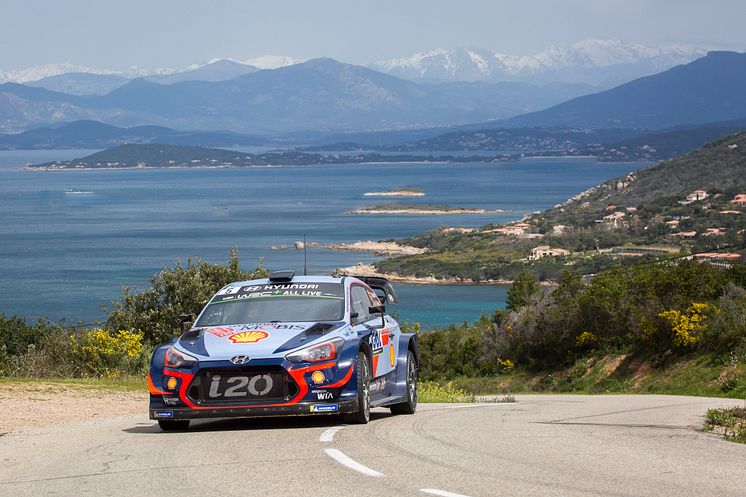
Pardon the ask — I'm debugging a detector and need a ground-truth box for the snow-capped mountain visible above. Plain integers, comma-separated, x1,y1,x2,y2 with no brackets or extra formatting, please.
242,55,300,70
371,39,708,86
0,56,300,85
0,63,121,84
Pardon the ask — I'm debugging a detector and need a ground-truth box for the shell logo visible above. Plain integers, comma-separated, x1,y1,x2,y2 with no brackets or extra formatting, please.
228,330,269,344
389,344,396,367
311,371,326,385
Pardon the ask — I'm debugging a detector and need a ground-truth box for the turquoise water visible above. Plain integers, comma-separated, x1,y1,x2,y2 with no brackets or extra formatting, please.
0,152,642,328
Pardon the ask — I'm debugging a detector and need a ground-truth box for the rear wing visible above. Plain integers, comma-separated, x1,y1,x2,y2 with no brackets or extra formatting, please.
356,276,399,305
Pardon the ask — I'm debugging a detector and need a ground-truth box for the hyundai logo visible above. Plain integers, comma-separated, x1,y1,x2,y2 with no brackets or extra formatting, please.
230,355,250,365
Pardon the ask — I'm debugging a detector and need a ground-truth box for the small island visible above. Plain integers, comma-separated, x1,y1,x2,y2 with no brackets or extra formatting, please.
26,143,518,170
363,187,425,197
349,203,511,215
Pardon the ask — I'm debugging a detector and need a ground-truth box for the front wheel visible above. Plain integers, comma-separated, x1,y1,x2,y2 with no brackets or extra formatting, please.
344,351,370,424
158,419,190,431
390,350,418,415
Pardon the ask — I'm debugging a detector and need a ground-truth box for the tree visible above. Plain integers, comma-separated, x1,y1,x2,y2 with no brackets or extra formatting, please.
106,248,267,344
506,269,541,310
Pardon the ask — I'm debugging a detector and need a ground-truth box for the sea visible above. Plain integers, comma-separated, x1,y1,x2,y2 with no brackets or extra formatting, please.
0,150,643,329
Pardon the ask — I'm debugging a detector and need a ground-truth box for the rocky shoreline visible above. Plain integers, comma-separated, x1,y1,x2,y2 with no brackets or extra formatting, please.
350,207,511,215
332,263,525,285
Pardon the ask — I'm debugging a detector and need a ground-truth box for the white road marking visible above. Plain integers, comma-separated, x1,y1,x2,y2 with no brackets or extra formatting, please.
319,425,345,443
420,488,472,497
324,448,384,477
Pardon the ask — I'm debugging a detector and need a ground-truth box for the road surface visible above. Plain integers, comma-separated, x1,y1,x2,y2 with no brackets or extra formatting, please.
1,395,745,497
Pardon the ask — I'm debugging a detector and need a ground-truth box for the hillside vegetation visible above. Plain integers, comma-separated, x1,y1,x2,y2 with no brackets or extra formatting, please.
377,132,746,282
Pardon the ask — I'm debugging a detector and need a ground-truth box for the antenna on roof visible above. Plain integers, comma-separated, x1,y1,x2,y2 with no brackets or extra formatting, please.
303,233,308,276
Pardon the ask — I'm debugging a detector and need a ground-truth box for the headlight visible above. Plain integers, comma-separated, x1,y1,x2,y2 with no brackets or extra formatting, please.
164,347,197,369
286,338,343,363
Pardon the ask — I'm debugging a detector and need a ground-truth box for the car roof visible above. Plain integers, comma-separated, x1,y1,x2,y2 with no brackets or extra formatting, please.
221,274,358,290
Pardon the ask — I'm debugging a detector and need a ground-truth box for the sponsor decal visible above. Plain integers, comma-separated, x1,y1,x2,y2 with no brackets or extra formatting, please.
311,371,326,385
228,330,269,344
166,377,178,390
369,330,383,352
211,283,344,304
310,404,339,413
390,344,396,367
239,323,306,331
369,329,390,354
155,411,174,418
312,389,334,400
206,326,236,338
219,286,240,295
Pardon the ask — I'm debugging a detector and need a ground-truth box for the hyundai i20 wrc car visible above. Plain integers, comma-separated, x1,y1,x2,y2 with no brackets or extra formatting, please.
148,270,419,431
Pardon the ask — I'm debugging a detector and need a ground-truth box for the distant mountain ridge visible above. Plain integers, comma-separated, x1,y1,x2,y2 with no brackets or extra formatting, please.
496,51,746,129
0,58,601,133
0,120,267,149
371,39,707,86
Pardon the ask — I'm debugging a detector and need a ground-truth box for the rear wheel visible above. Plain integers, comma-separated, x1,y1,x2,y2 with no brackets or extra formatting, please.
158,419,190,431
344,351,370,424
390,350,418,415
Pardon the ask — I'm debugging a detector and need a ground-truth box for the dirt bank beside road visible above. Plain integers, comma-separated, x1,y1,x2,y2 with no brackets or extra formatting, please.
0,380,145,433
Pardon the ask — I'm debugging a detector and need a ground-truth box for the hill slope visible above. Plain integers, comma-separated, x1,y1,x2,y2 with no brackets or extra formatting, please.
375,133,746,282
502,51,746,129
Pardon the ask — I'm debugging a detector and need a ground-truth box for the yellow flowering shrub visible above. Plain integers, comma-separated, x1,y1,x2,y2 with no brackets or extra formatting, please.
497,357,515,371
658,302,711,347
71,328,145,377
419,381,474,403
575,331,598,348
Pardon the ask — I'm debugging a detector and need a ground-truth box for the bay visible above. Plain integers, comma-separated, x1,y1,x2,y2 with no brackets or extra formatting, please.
0,151,643,328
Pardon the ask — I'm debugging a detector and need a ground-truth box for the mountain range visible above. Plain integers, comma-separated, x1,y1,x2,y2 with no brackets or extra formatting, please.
1,49,745,136
2,39,705,94
370,39,706,86
499,51,746,129
0,58,598,133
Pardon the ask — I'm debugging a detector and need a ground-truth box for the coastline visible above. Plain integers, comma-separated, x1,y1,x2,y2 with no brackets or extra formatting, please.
350,208,511,215
332,263,556,286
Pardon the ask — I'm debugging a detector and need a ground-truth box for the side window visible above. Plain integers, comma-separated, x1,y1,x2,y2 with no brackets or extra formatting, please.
350,285,373,323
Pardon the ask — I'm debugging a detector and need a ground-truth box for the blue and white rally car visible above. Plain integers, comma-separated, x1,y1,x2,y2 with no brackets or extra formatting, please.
148,270,419,430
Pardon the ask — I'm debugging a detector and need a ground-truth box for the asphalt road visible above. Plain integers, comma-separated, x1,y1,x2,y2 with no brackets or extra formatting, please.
1,395,745,497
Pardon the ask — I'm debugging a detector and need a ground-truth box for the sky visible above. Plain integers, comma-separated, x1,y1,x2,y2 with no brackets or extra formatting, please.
2,0,745,71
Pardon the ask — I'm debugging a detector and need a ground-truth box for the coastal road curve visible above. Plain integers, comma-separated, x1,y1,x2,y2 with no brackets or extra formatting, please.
1,395,745,497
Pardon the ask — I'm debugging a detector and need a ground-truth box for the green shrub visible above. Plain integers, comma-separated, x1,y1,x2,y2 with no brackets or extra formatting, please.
107,247,267,344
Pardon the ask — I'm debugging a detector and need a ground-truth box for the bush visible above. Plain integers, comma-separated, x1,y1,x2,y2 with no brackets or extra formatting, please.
71,328,148,378
107,247,267,344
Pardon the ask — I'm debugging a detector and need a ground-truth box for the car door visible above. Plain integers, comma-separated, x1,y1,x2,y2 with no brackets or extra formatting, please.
350,284,397,379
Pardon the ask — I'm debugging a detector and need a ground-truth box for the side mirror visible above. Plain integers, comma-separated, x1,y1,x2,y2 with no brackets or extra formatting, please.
179,313,194,333
369,305,386,329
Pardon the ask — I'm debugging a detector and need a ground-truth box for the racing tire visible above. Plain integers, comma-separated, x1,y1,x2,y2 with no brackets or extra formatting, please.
344,351,371,424
158,419,190,431
390,350,418,415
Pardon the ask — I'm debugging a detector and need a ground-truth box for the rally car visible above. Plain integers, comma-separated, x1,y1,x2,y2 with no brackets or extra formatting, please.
147,270,419,430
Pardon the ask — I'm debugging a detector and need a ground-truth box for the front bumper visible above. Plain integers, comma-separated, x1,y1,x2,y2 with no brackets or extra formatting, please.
150,398,358,420
148,354,358,421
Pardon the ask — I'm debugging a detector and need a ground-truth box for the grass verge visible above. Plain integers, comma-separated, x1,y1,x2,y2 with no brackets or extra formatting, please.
703,406,746,443
432,352,746,399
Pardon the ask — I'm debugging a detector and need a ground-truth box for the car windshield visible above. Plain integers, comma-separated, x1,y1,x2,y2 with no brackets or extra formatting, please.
195,282,345,326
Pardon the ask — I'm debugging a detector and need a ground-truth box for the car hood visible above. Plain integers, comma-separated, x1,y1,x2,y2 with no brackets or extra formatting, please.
176,321,346,360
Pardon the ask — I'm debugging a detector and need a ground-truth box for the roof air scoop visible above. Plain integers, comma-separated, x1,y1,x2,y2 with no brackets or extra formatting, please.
269,270,295,282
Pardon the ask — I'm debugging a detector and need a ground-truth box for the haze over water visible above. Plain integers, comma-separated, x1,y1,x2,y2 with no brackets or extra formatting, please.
0,152,642,328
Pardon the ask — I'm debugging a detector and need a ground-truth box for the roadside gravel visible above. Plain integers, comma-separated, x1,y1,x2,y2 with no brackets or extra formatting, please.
0,381,145,433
